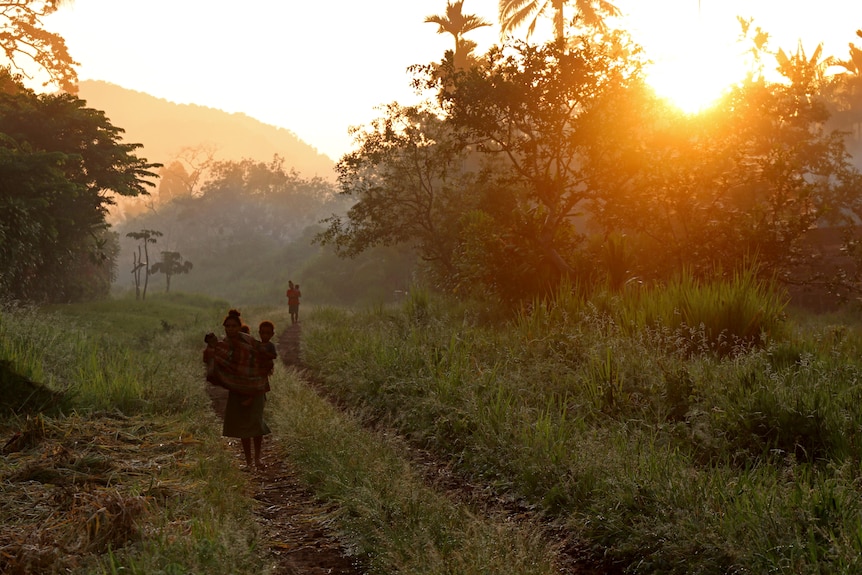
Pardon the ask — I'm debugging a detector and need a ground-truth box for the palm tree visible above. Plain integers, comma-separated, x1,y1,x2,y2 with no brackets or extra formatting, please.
425,0,492,68
126,229,162,300
775,41,836,90
834,30,862,79
498,0,620,41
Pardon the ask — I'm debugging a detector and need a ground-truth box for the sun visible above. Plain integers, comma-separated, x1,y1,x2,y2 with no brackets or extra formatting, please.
620,2,753,115
644,49,747,114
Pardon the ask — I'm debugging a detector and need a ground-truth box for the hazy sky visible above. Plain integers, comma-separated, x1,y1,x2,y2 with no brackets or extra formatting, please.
39,0,862,161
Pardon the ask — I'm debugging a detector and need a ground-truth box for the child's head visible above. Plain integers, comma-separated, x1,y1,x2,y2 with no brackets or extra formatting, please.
258,320,275,342
204,332,218,346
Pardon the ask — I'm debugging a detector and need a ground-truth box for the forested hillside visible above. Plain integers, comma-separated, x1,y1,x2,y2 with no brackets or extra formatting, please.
115,156,417,307
76,80,335,179
70,82,415,306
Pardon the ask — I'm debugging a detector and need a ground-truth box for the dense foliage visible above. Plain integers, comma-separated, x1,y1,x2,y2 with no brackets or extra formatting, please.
319,32,862,307
0,68,158,302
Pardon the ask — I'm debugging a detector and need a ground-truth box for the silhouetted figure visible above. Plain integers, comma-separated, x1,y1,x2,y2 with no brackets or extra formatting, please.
287,281,302,324
248,320,277,407
205,309,271,470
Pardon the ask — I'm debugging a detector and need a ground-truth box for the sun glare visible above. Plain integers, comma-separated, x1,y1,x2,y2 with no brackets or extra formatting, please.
622,1,754,115
645,50,747,114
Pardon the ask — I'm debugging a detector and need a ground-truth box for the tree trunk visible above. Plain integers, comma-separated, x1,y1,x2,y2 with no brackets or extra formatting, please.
131,251,141,300
553,0,565,40
142,243,150,300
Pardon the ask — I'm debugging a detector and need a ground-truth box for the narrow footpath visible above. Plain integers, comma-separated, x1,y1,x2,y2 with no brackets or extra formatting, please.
206,323,361,575
207,323,616,575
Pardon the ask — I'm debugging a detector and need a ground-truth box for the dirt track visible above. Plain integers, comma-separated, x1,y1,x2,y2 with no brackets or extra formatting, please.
206,323,362,574
206,323,614,574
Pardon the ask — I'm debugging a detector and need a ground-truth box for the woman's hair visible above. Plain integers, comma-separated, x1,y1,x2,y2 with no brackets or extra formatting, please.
259,320,274,331
222,308,242,326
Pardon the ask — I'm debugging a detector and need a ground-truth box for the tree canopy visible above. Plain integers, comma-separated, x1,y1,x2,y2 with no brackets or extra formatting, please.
0,68,159,302
318,29,862,306
1,0,78,91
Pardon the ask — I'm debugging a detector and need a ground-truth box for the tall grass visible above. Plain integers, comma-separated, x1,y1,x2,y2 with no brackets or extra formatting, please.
302,279,862,573
266,366,560,574
0,295,270,574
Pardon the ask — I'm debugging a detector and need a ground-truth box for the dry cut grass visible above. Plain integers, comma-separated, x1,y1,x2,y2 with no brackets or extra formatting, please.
0,411,203,574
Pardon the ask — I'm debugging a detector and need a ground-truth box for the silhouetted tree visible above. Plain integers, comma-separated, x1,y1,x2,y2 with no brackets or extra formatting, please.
316,102,480,285
125,229,162,300
149,251,192,293
322,36,640,303
433,38,638,281
498,0,620,41
425,0,491,69
825,30,862,152
0,69,159,302
580,35,862,293
0,0,78,91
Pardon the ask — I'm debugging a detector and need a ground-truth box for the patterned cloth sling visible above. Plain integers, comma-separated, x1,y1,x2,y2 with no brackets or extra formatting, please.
205,332,269,395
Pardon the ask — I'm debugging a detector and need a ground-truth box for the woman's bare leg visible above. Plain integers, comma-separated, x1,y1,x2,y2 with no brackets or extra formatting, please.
241,438,252,466
253,435,264,468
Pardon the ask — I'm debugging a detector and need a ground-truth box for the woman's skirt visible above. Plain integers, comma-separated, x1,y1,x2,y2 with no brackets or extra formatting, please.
222,391,271,438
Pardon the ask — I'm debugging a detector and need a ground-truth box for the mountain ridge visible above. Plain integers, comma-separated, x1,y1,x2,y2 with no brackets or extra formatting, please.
77,80,336,179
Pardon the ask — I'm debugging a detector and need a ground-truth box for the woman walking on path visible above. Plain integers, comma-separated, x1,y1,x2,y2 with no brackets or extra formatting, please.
286,281,302,324
207,308,271,470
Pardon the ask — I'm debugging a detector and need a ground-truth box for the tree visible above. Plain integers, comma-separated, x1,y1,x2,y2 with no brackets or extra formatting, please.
498,0,620,41
149,251,192,293
125,229,162,300
824,30,862,153
424,0,491,69
0,69,159,302
318,36,642,303
579,38,862,292
316,102,482,286
116,156,342,304
154,144,218,206
431,38,639,282
0,0,78,91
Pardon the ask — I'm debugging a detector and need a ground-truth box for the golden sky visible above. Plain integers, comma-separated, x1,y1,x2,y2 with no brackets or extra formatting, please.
40,0,862,160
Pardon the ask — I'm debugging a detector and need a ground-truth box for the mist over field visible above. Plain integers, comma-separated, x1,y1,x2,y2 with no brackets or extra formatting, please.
7,2,862,572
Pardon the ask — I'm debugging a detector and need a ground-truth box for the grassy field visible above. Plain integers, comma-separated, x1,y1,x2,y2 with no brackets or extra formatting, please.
300,277,862,574
3,276,861,573
0,294,268,574
0,293,562,574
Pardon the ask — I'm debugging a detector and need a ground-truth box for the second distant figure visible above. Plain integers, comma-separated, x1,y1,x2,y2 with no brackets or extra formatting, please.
286,281,302,324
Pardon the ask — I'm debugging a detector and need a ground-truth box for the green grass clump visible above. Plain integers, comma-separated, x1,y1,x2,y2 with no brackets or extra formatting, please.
302,280,862,574
265,365,559,575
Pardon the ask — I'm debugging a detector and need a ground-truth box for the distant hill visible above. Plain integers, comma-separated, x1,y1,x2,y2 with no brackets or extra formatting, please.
76,80,335,179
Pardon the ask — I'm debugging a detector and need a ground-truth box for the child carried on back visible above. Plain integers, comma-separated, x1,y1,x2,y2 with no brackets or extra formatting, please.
203,320,277,403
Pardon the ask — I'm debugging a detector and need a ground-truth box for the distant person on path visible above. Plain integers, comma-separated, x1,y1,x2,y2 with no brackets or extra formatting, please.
205,309,272,470
287,281,302,324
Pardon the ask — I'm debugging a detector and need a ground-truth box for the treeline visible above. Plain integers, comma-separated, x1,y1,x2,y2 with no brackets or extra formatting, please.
317,30,862,307
6,0,862,311
116,156,417,306
0,68,159,303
